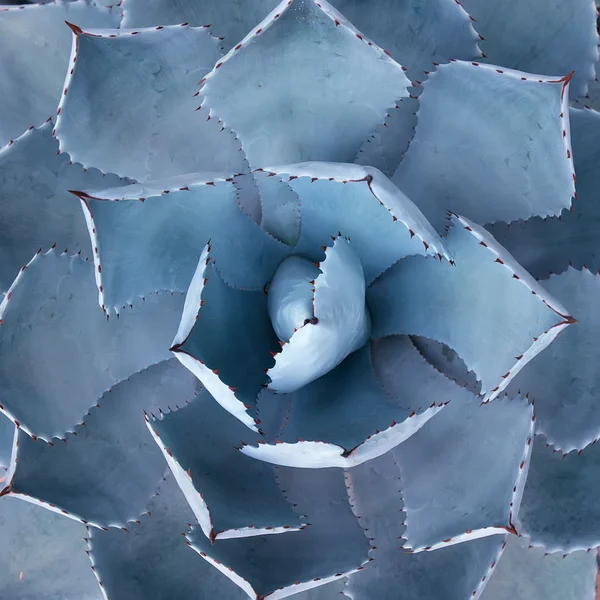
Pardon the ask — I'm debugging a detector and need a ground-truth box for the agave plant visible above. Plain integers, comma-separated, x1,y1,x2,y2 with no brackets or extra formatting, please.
1,0,600,598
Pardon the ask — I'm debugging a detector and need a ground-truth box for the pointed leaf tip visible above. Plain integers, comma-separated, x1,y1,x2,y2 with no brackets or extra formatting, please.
393,60,576,231
64,21,84,36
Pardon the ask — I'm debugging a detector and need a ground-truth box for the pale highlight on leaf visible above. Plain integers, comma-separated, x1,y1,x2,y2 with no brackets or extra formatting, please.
242,337,452,469
268,237,371,394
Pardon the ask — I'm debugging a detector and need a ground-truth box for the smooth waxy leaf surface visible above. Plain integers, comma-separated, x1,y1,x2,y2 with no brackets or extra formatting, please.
345,453,507,600
267,256,320,343
256,174,301,246
121,0,480,78
268,237,371,393
392,394,533,551
479,535,596,600
410,337,481,393
518,435,600,552
199,0,410,167
0,250,184,440
4,360,197,528
121,0,280,49
171,246,279,429
78,175,289,309
330,0,481,78
0,0,118,146
507,268,600,453
0,412,14,471
148,389,303,541
186,467,370,599
87,474,248,600
354,97,418,178
488,107,600,279
576,63,600,110
242,337,449,469
368,216,572,401
461,0,599,99
0,496,102,599
55,23,251,181
0,120,125,292
393,61,575,232
256,163,447,285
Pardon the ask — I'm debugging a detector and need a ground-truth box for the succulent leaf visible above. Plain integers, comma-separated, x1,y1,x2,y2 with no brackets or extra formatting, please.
0,119,126,293
517,435,600,552
147,388,304,541
0,495,102,599
410,337,481,394
255,175,301,247
1,0,599,595
198,0,410,167
345,453,507,600
0,250,184,440
328,0,481,79
368,216,573,402
575,61,600,110
0,0,119,146
121,0,481,79
267,256,320,343
186,467,370,599
77,175,289,309
479,535,596,600
171,245,279,429
268,237,371,393
87,473,248,600
256,163,447,285
242,337,450,469
505,268,600,453
392,61,575,232
121,0,280,49
54,23,252,181
0,412,13,471
3,359,197,529
488,107,600,279
461,0,599,99
354,97,418,178
391,393,534,551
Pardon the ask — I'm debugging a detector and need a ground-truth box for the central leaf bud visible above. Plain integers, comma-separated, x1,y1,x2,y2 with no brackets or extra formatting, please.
266,237,371,393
